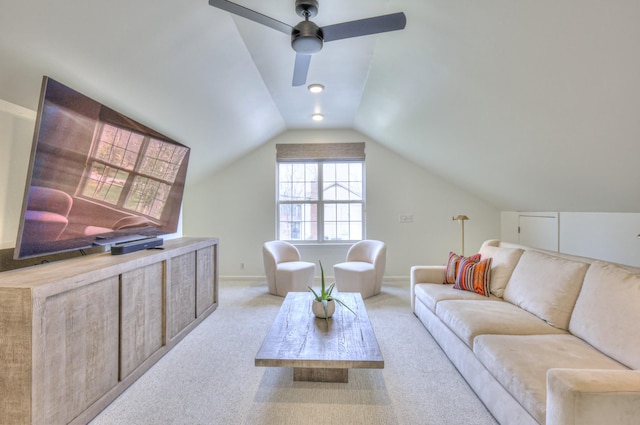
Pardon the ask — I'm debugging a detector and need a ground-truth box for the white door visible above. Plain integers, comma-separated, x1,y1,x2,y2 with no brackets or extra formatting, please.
518,213,559,251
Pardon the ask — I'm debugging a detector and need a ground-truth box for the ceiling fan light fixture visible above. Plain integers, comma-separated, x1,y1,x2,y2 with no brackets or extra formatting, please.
291,20,323,54
308,84,324,93
312,113,324,121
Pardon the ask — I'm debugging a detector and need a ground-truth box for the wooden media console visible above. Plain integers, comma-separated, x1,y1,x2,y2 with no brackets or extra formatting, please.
0,237,218,425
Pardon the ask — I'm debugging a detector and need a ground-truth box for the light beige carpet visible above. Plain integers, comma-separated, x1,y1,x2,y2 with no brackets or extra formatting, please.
90,280,498,425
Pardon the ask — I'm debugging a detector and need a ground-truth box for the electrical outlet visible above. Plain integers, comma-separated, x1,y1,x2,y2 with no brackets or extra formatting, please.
399,214,413,223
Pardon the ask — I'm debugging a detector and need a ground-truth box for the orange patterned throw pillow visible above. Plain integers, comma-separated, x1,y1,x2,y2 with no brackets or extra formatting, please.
454,256,493,296
444,251,481,284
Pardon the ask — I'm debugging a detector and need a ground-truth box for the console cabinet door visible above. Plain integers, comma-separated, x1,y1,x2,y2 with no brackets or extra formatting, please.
40,277,119,425
167,252,196,340
196,246,216,317
120,262,165,379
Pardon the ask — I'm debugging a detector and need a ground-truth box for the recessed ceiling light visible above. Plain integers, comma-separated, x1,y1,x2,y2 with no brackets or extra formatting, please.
308,84,324,93
312,113,324,121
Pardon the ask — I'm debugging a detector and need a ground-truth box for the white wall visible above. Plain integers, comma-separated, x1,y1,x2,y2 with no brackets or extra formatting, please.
559,213,640,267
0,101,35,249
501,211,640,267
183,129,501,278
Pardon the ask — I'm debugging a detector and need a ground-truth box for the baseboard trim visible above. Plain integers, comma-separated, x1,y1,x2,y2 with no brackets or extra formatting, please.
220,275,409,283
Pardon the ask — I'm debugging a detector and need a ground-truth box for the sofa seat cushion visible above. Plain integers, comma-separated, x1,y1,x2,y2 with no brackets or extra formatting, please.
474,334,628,424
436,299,566,348
503,250,589,330
569,261,640,370
414,283,500,313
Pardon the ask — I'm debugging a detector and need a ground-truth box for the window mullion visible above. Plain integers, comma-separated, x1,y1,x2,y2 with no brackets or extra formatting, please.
317,161,324,242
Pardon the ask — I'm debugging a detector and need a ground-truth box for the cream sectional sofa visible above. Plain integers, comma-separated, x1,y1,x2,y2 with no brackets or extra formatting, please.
410,239,640,425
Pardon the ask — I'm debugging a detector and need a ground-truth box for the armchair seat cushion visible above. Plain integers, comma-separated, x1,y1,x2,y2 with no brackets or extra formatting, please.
334,261,374,273
274,261,315,296
333,240,386,299
334,261,376,297
263,240,315,296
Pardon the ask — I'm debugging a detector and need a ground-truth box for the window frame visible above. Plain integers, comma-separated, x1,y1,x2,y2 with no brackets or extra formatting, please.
276,158,366,244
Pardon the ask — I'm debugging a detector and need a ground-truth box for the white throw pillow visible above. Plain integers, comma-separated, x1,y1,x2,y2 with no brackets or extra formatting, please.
478,245,524,298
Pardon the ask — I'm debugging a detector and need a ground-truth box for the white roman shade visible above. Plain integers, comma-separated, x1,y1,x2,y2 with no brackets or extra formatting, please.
276,143,365,162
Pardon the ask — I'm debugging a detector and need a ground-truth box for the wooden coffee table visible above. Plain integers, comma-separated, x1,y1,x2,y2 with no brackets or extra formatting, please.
255,292,384,383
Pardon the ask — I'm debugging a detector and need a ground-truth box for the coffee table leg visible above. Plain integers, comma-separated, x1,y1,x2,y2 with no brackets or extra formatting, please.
293,367,348,383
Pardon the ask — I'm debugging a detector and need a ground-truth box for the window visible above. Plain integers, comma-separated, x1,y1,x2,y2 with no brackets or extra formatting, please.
276,143,365,242
79,122,189,221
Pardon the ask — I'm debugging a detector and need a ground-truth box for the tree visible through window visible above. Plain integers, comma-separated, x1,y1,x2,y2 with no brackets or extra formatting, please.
277,152,365,242
80,122,189,221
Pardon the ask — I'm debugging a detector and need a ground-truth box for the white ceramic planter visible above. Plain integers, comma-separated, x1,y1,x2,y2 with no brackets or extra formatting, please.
312,299,336,319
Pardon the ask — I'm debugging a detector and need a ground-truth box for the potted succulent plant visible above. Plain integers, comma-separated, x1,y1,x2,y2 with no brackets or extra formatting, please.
309,261,356,320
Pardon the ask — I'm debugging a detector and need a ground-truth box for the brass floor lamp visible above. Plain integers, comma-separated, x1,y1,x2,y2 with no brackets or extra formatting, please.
452,215,469,256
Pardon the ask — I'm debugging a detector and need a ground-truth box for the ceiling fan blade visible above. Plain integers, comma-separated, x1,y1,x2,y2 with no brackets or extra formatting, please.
208,0,292,35
292,54,312,86
322,12,406,42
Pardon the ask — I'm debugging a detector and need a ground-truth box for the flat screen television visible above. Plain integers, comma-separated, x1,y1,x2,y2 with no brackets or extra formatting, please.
14,76,190,259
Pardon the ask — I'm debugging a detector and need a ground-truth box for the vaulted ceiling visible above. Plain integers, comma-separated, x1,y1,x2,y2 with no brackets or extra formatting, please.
1,0,639,212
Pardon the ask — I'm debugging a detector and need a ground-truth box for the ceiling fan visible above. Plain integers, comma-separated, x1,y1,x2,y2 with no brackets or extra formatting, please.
208,0,406,86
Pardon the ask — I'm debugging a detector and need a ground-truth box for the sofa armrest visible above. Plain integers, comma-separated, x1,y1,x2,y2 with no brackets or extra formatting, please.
411,265,446,285
410,266,445,311
547,368,640,425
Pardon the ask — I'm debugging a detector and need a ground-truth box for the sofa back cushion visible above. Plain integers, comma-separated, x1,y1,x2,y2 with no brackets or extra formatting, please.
569,261,640,370
503,250,589,330
478,245,524,297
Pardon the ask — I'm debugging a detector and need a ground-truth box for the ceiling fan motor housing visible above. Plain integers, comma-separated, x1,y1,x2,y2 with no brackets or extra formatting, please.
295,0,319,18
291,20,324,54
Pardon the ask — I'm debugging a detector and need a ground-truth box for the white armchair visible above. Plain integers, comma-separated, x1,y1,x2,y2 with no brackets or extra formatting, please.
333,240,387,298
263,241,315,296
